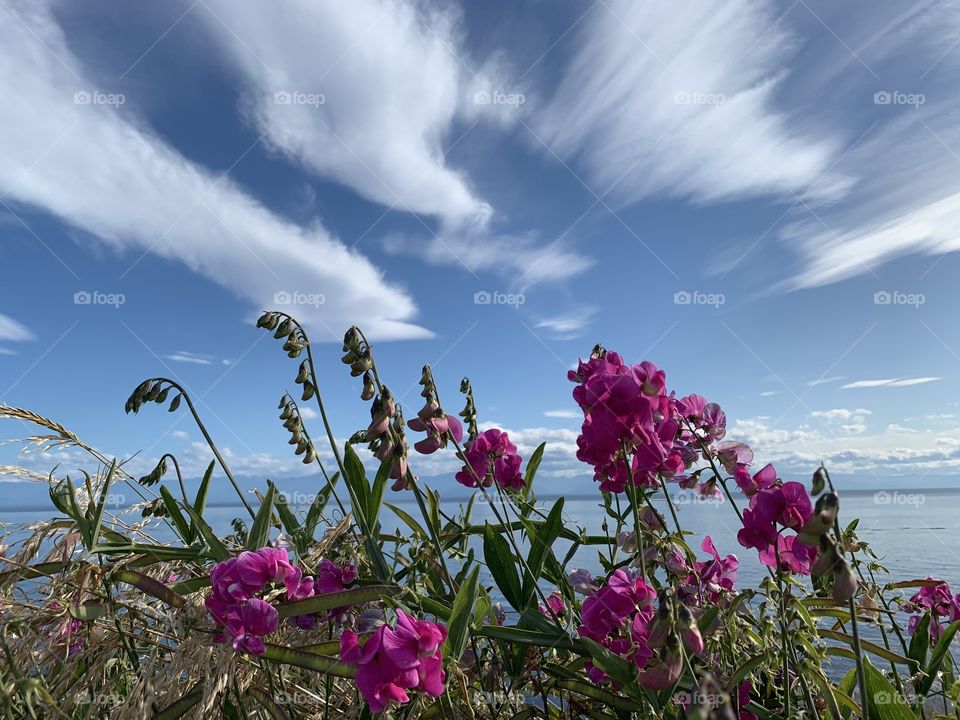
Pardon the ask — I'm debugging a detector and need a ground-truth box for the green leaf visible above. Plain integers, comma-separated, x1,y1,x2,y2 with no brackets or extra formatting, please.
521,497,564,608
367,458,391,530
445,566,480,660
820,629,917,670
475,625,579,652
550,678,642,712
483,522,523,611
275,585,396,619
159,486,192,543
189,460,216,543
88,460,117,548
385,503,428,539
68,603,109,621
728,653,770,690
112,569,186,608
886,578,947,590
523,442,546,489
180,503,230,561
342,443,371,529
919,619,960,696
579,637,639,690
246,484,276,549
908,612,931,670
248,687,292,720
270,481,301,539
259,643,355,678
153,683,203,719
862,659,915,720
838,667,858,720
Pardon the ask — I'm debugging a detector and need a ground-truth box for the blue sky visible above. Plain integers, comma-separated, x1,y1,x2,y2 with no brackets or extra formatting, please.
3,0,960,501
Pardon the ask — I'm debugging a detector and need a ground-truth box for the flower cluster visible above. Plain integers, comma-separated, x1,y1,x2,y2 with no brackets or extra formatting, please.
455,428,524,489
569,347,726,495
578,569,704,690
902,580,960,642
734,467,817,575
205,547,352,654
340,609,447,714
407,365,463,458
679,536,739,606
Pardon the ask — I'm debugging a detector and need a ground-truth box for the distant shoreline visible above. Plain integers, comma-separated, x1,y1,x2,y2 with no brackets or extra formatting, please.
2,486,959,514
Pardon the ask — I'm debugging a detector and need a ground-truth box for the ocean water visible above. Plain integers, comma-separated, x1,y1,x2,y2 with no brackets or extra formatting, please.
3,487,957,587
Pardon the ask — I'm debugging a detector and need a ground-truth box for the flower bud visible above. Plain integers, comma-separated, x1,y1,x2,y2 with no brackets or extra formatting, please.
360,371,375,401
832,560,857,602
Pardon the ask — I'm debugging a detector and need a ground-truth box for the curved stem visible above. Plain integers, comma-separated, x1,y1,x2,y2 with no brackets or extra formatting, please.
154,379,253,518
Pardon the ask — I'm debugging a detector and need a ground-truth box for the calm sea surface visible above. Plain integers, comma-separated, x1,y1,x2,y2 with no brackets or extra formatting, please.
3,487,957,587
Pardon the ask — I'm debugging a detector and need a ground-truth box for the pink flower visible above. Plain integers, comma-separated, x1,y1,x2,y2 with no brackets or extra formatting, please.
734,463,777,497
759,535,817,575
754,482,813,530
340,611,447,714
539,591,566,617
683,536,738,605
715,442,754,474
407,413,463,454
455,428,524,489
903,580,960,642
579,570,655,643
224,598,278,656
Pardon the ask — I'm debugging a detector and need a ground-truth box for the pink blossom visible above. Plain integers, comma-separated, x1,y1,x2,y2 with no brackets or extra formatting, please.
758,534,817,575
455,428,524,489
224,598,278,656
407,414,463,455
734,463,777,497
340,611,447,714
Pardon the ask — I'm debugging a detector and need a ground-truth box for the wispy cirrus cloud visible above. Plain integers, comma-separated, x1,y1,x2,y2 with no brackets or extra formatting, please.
198,0,491,225
841,377,941,390
0,0,429,341
535,0,843,207
0,314,34,344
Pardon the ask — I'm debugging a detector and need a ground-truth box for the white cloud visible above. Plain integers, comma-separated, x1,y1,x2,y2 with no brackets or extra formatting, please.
198,0,490,225
807,376,845,387
535,0,842,206
383,229,592,289
169,430,189,440
298,407,319,420
0,313,34,343
166,351,214,366
809,408,872,422
534,307,598,340
841,378,941,389
543,409,580,419
730,414,960,477
0,1,429,341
